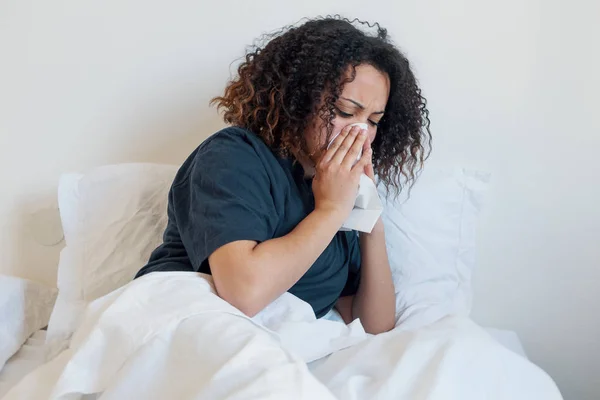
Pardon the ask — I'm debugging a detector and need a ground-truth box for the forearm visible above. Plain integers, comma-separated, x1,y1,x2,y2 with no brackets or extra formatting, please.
251,208,343,287
211,208,344,316
353,219,395,333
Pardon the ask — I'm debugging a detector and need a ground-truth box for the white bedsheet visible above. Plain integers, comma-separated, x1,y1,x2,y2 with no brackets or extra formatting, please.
0,331,48,399
3,272,562,400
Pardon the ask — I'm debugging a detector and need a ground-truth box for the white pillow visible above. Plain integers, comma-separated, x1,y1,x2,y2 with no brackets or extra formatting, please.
0,275,57,370
46,163,178,345
379,167,489,330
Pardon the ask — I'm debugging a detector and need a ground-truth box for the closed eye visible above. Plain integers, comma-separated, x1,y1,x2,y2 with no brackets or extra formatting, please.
335,106,381,127
335,107,353,118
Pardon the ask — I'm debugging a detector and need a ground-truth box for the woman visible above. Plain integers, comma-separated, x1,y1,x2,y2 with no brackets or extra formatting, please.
135,17,431,334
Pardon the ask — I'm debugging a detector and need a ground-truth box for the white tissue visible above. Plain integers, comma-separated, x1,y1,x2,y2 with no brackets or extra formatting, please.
327,123,383,233
341,174,383,233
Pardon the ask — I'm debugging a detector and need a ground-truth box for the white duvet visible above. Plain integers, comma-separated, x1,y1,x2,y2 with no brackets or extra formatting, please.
3,272,562,400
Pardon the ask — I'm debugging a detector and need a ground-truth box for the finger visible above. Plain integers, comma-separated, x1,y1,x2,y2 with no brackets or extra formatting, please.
361,139,375,180
363,151,375,177
331,126,363,165
351,147,373,177
328,125,361,165
341,130,368,169
321,124,355,164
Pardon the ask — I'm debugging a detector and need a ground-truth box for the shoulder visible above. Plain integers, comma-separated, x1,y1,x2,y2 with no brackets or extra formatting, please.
201,126,269,154
173,127,273,187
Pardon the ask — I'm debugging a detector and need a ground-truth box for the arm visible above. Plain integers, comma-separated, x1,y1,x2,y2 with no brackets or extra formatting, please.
335,136,395,334
351,218,395,333
210,125,370,317
209,208,344,316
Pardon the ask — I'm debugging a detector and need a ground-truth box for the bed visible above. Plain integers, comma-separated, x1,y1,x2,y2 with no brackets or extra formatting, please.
0,163,561,399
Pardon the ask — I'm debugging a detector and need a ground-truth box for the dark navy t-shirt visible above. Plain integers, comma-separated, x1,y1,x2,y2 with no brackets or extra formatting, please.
135,127,361,318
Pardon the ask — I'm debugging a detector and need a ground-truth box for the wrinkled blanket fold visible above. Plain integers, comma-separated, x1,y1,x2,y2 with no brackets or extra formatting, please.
3,272,562,400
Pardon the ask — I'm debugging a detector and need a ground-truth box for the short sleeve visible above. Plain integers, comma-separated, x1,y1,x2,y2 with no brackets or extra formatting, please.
340,231,361,297
171,131,280,271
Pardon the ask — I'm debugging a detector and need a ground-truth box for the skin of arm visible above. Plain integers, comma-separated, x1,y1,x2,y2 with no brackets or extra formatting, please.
334,219,395,334
351,218,396,333
208,208,345,317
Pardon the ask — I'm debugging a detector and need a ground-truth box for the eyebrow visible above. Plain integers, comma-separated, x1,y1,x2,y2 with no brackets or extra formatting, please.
341,97,385,114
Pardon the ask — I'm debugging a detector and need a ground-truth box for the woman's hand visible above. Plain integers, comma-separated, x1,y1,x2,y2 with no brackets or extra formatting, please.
312,125,372,220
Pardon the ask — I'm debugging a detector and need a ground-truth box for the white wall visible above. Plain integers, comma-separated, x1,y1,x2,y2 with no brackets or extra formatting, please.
1,1,598,398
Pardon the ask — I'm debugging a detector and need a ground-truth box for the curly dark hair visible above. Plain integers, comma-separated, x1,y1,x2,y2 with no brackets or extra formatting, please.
211,16,431,192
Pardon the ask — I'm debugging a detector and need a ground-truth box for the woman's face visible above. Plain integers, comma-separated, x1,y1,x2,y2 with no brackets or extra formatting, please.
306,63,390,160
